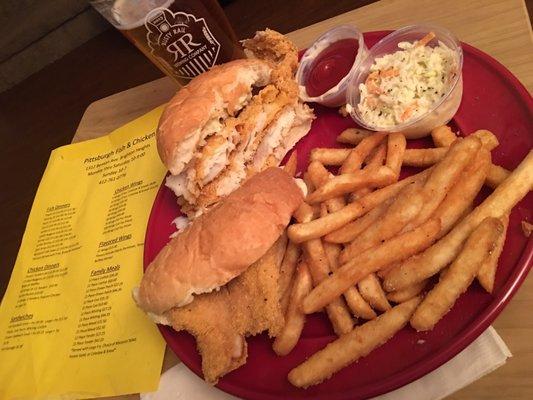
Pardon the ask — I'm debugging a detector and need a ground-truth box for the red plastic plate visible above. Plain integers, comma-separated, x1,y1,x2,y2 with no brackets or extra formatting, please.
143,31,533,399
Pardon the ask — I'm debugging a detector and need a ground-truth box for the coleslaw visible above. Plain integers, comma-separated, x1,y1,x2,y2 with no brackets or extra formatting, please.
357,32,458,128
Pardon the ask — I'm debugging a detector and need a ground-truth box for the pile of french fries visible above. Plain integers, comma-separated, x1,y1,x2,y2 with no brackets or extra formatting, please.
275,126,533,388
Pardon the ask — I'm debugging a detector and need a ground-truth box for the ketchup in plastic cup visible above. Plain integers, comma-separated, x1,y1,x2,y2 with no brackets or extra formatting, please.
305,38,359,97
297,25,368,107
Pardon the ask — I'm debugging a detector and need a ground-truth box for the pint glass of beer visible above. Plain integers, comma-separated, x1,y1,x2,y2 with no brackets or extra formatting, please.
91,0,244,86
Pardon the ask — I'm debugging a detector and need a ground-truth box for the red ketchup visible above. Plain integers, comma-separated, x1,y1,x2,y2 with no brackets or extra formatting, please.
305,38,359,97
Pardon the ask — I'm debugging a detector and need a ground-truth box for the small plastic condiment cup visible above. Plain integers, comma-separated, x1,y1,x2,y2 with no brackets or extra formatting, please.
296,25,368,107
346,23,464,139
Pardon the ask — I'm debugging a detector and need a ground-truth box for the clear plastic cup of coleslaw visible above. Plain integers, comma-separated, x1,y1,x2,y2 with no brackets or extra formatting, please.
346,24,463,138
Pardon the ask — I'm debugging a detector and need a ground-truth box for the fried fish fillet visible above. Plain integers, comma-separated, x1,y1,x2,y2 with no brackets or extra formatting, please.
167,234,288,383
227,232,287,338
167,287,247,384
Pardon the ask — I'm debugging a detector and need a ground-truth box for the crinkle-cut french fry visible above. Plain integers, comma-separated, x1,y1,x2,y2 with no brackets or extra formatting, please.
303,218,440,314
358,273,391,311
273,261,312,356
340,132,388,174
411,218,503,331
337,128,373,145
385,132,406,178
288,296,422,388
477,213,509,293
401,136,481,232
384,150,533,292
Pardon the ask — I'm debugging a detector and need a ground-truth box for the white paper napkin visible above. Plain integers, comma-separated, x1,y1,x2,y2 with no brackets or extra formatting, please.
371,326,511,400
140,326,511,400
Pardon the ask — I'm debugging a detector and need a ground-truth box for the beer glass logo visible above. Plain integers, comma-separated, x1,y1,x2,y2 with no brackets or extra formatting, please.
145,8,220,79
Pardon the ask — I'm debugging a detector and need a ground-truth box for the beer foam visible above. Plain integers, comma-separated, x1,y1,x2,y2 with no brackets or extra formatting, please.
111,0,174,29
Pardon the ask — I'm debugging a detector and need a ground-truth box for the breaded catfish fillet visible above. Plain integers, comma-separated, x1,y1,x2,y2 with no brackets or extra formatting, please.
167,287,247,384
167,235,287,383
228,233,287,338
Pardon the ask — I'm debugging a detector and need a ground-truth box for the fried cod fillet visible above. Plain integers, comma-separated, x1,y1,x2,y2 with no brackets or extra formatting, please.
167,287,247,384
167,235,287,383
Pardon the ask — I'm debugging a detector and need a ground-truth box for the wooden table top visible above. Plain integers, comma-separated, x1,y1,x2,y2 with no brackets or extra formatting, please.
3,0,532,399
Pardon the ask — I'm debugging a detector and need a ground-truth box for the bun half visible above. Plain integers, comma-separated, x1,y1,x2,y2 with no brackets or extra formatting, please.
136,167,303,315
157,59,272,175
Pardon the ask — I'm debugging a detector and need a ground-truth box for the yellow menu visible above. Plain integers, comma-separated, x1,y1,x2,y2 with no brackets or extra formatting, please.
0,107,168,399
